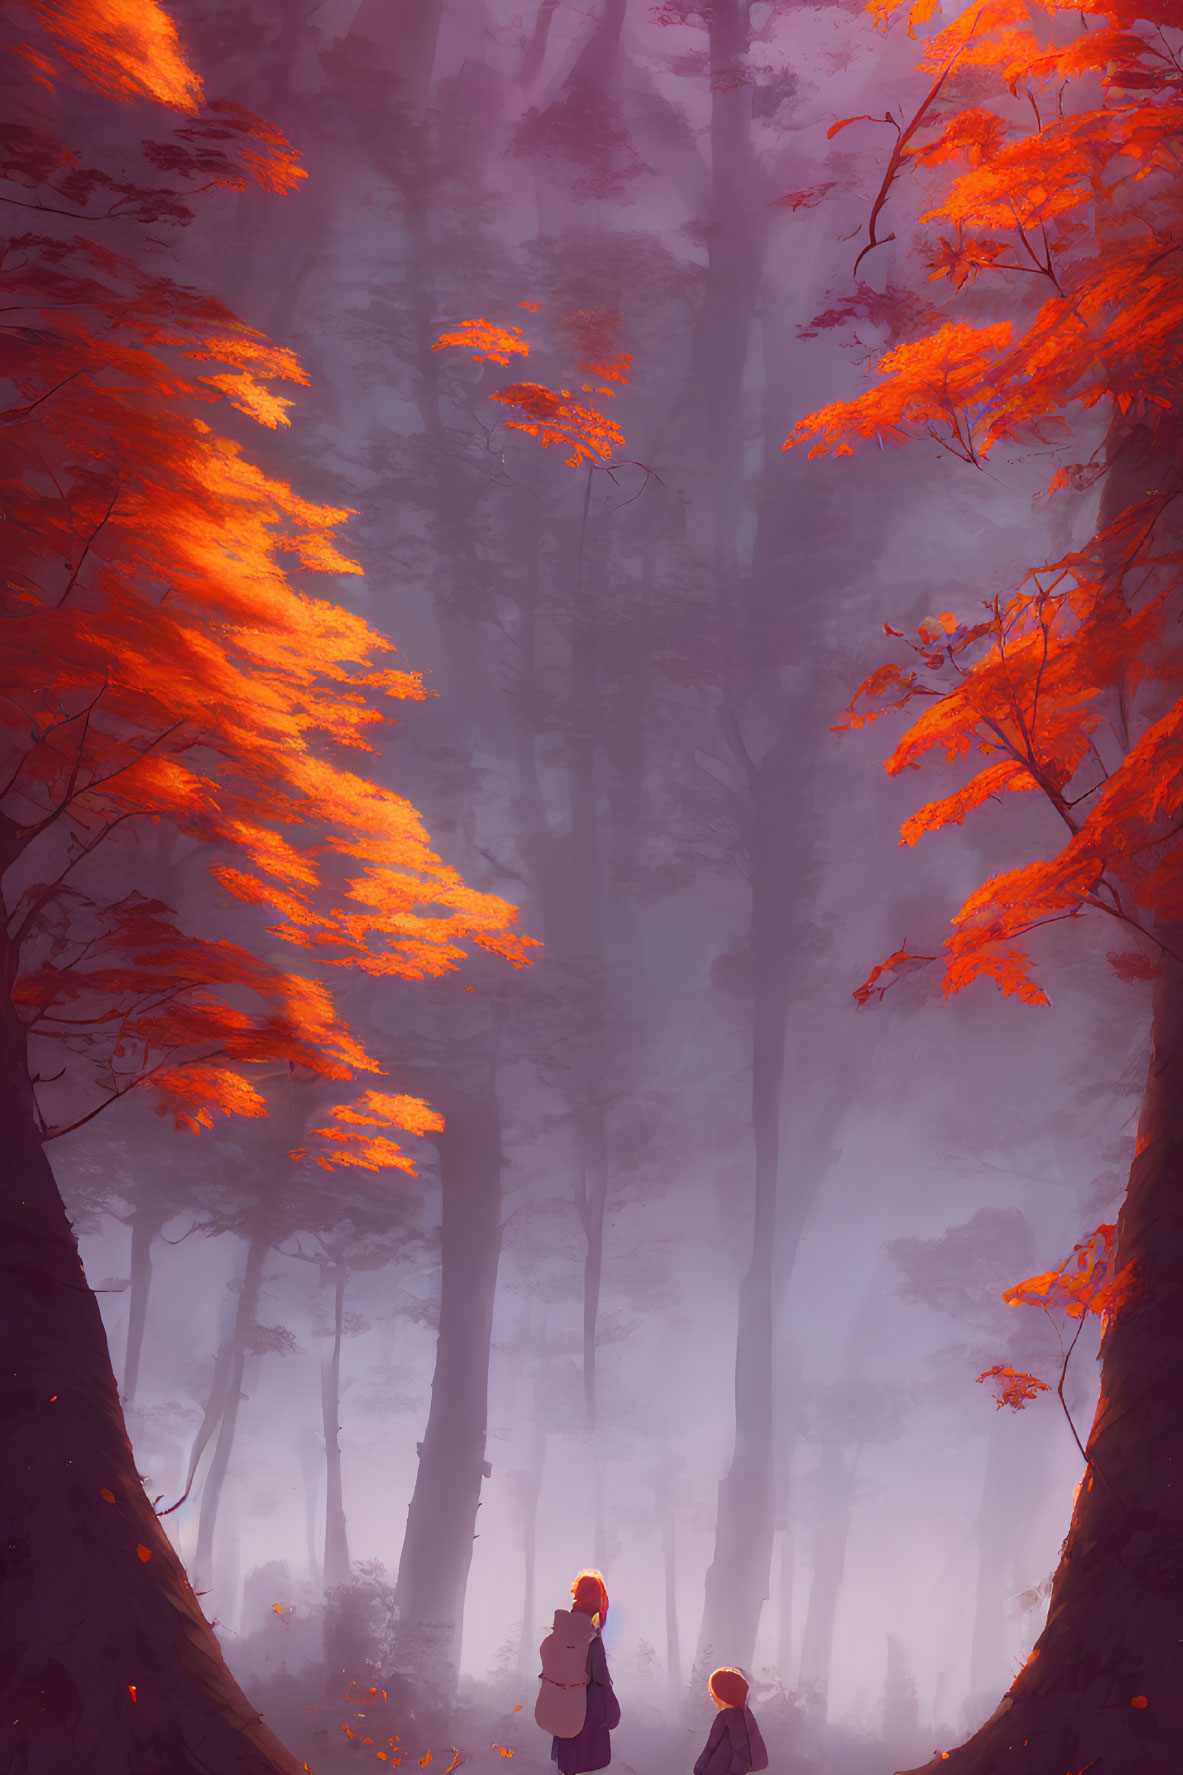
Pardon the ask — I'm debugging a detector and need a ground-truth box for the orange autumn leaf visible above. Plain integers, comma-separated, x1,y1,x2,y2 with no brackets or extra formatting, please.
821,516,1179,1003
1004,1224,1135,1322
899,760,1038,845
491,382,626,467
786,323,1013,464
852,944,935,1006
975,1366,1051,1411
304,1089,445,1175
943,946,1051,1006
437,313,629,467
432,319,530,365
136,1544,152,1561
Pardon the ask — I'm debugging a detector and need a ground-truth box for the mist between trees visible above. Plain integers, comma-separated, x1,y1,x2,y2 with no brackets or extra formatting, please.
5,0,1179,1771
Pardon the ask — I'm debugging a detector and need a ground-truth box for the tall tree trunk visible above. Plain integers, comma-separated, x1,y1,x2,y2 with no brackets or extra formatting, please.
575,1105,609,1433
691,0,790,1675
514,1405,546,1678
569,472,611,1450
193,1225,269,1595
966,1418,1021,1716
0,998,302,1773
122,1196,163,1403
296,1426,323,1590
394,1026,504,1692
905,956,1183,1773
322,1255,351,1590
776,1513,795,1688
657,1457,683,1700
796,1441,857,1715
699,725,793,1669
521,0,560,86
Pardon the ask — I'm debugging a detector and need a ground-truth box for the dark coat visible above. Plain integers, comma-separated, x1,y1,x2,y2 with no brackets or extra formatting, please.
551,1635,620,1774
693,1707,767,1775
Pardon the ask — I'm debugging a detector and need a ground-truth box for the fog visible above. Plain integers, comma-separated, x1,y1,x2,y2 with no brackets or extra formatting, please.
50,0,1152,1768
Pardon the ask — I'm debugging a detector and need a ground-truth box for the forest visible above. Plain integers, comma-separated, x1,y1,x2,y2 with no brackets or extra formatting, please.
3,0,1182,1770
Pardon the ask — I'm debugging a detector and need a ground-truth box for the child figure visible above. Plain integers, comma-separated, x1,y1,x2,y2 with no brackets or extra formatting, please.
693,1669,768,1775
535,1570,620,1774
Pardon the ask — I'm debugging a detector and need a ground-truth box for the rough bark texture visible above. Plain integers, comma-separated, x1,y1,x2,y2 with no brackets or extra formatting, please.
899,958,1183,1774
0,1001,302,1774
394,1032,503,1689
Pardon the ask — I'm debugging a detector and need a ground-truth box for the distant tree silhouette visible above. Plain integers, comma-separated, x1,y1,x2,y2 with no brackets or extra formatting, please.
0,3,527,1767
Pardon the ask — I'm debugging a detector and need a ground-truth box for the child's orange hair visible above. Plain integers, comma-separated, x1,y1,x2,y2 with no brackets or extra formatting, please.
571,1569,609,1621
709,1667,749,1708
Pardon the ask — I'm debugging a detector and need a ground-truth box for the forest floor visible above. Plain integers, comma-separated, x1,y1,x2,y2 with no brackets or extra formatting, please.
226,1620,934,1775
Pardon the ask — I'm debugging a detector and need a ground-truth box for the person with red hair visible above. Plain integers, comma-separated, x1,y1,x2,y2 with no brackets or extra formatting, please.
534,1570,620,1773
693,1669,768,1775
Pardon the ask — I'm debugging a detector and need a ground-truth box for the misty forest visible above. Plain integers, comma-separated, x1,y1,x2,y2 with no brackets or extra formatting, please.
5,0,1183,1770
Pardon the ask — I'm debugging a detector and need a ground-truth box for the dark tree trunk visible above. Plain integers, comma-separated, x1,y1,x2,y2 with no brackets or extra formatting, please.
122,1197,163,1403
0,1000,302,1774
192,1225,269,1595
901,957,1183,1774
322,1255,351,1590
394,1031,503,1690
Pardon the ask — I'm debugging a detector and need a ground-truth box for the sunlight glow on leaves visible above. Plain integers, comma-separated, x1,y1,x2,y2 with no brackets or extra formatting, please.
974,1365,1051,1410
3,29,536,1148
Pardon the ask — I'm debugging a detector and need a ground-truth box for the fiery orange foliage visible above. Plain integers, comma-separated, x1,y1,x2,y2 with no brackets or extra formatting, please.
788,322,1013,463
434,314,629,467
2,11,534,1146
831,527,1180,1003
431,319,530,365
1003,1223,1135,1323
795,0,1183,1014
852,944,936,1005
301,1090,446,1175
975,1365,1051,1410
795,0,1183,457
21,0,204,110
491,383,626,467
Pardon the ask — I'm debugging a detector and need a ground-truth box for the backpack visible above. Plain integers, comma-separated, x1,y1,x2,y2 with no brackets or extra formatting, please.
535,1610,596,1739
740,1708,768,1773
